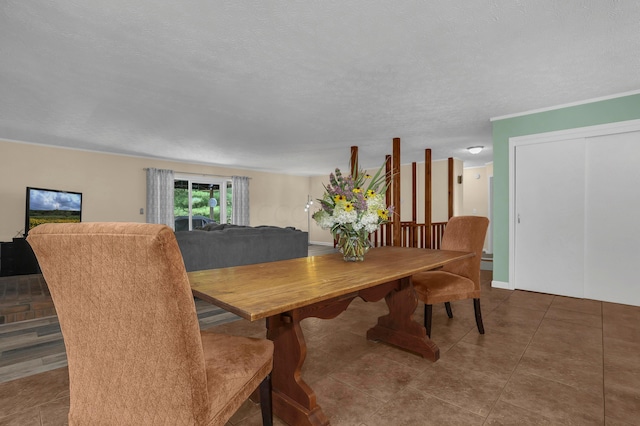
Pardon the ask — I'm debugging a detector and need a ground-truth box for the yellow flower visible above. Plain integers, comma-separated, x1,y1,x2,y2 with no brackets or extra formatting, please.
333,194,347,203
366,189,376,198
344,202,354,212
364,174,372,179
353,187,362,193
378,209,389,220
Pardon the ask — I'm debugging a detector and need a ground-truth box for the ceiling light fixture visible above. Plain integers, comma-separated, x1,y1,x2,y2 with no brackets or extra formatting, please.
467,146,484,154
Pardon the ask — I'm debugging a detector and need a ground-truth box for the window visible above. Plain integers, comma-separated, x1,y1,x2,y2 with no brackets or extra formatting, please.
174,174,232,231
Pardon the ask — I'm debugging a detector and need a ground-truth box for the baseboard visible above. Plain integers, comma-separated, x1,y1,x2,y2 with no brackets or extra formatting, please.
309,241,333,246
492,280,511,290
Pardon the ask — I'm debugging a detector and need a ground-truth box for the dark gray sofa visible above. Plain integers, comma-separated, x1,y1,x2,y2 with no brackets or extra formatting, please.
175,224,308,272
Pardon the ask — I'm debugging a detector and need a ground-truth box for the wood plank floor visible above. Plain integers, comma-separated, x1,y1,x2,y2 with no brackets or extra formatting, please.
0,244,337,384
0,299,240,384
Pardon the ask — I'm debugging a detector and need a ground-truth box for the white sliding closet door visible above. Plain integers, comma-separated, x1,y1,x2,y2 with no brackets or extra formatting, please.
585,131,640,305
514,139,586,297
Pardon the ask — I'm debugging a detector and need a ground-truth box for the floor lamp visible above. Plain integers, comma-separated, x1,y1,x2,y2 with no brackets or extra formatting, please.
304,195,313,245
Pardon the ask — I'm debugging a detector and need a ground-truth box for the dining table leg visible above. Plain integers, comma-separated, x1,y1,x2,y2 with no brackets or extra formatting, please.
266,312,330,426
366,276,440,361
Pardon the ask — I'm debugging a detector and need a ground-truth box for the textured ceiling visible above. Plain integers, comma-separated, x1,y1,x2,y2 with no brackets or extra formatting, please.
1,1,639,175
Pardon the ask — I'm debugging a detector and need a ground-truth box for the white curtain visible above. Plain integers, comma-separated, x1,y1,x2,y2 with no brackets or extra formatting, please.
231,176,250,225
146,168,175,228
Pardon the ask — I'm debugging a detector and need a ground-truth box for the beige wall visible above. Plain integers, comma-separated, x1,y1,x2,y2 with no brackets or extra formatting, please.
462,165,490,217
1,139,490,247
462,162,493,251
0,139,313,242
399,159,458,223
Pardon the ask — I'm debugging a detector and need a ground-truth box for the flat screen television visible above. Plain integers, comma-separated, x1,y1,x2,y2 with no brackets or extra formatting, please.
25,187,82,236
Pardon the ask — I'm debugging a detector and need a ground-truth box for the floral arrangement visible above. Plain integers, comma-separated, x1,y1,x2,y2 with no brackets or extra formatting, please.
312,163,392,260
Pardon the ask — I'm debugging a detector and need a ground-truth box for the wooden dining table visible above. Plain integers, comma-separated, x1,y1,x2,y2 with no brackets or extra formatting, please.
189,246,473,426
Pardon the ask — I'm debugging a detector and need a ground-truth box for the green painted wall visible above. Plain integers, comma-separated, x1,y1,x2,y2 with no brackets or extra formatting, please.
491,93,640,283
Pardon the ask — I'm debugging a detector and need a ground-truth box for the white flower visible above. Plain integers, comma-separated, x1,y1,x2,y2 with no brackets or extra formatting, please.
366,194,386,211
313,210,335,230
333,208,357,225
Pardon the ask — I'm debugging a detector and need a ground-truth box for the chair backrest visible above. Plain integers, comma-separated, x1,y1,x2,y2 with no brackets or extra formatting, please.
27,222,211,424
440,216,489,289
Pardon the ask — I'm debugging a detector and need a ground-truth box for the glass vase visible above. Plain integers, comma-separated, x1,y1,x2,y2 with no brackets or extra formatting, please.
337,233,370,262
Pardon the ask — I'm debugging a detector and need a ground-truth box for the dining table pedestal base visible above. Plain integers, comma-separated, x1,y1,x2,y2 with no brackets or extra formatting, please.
266,277,439,425
366,276,440,362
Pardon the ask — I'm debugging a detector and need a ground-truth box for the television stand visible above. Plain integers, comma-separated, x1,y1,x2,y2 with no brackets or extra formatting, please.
0,238,41,276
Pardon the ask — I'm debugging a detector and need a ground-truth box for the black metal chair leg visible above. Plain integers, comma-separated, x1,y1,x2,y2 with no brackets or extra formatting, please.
259,373,273,426
424,304,433,338
473,298,485,335
444,301,453,318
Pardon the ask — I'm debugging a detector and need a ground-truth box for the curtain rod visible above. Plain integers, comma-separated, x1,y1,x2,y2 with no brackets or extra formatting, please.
143,168,251,179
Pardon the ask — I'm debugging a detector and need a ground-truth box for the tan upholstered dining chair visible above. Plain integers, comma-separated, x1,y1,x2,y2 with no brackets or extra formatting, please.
27,222,273,426
412,216,489,338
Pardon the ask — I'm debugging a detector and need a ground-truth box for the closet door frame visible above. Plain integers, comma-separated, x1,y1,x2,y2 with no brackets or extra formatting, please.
508,119,640,291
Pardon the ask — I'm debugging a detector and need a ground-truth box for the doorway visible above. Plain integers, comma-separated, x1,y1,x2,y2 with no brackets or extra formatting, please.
513,138,585,297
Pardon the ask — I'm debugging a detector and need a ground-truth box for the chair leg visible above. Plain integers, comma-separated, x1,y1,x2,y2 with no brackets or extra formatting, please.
473,298,485,335
444,301,453,318
424,304,432,338
259,373,273,426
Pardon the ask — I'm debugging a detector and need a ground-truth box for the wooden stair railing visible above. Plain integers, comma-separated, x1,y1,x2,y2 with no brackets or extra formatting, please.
369,221,447,250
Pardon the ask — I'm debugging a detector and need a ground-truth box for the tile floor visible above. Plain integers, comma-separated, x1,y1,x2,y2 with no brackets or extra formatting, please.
1,270,640,425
